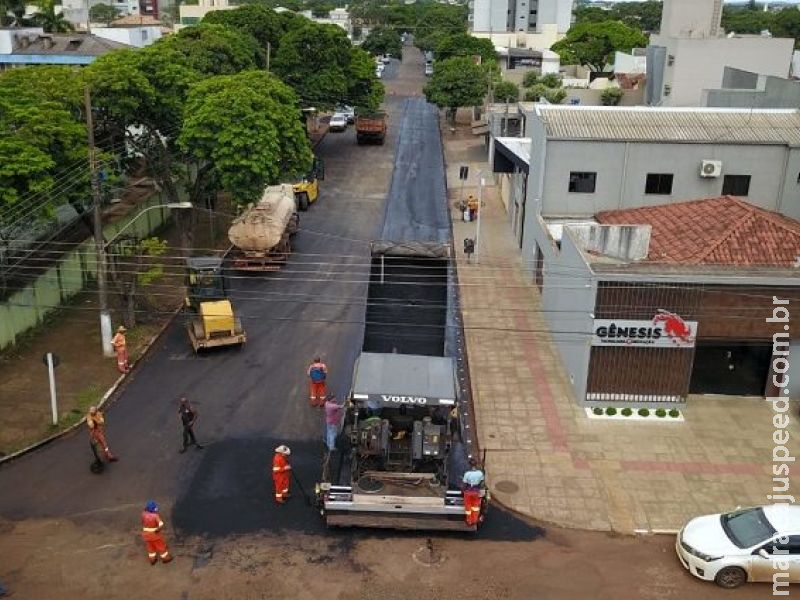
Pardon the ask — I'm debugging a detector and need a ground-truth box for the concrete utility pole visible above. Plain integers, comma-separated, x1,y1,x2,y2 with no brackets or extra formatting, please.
85,87,114,357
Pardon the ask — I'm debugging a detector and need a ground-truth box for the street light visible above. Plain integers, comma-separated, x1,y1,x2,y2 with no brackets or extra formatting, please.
97,201,193,356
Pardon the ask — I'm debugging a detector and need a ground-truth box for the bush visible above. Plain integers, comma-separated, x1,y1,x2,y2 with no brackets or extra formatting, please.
605,407,617,416
621,407,632,417
593,407,604,415
669,408,681,418
601,87,623,106
522,72,562,89
493,80,519,103
655,409,667,418
637,408,650,417
524,85,567,104
544,88,567,104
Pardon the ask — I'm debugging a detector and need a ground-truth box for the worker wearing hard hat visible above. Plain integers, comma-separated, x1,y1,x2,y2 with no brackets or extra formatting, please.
140,501,173,565
462,458,485,526
87,406,118,464
272,445,292,504
111,325,130,374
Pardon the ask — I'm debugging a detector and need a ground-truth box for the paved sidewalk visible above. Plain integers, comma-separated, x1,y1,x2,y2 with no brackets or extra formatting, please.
444,126,800,533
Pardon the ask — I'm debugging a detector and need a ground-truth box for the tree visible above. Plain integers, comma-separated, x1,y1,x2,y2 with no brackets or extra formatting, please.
423,56,486,125
600,86,623,106
434,33,497,63
523,84,566,104
523,72,561,88
611,1,662,32
772,7,800,47
33,0,74,32
551,21,648,72
347,46,384,110
89,3,120,24
108,236,167,327
0,0,27,25
178,70,314,206
493,80,518,103
155,23,262,76
361,26,402,57
721,6,772,35
202,5,299,54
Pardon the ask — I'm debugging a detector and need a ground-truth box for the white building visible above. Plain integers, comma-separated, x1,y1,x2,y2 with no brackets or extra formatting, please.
178,0,234,27
299,7,350,34
470,0,572,49
646,0,795,106
92,15,164,47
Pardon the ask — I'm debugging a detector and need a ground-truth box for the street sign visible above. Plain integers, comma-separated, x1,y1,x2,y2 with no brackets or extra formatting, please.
459,166,469,181
42,353,60,368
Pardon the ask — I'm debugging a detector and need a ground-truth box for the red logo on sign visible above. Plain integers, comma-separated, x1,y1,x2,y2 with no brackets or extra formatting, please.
652,310,693,345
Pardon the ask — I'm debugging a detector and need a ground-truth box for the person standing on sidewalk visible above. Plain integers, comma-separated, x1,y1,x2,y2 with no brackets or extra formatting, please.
272,445,292,504
178,397,204,453
111,326,130,373
307,357,328,407
467,195,479,222
87,406,118,464
140,501,173,565
324,394,345,452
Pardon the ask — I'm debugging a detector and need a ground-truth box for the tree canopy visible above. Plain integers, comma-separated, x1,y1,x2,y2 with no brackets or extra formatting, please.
433,33,496,63
423,56,486,122
89,3,120,25
178,71,313,205
156,23,262,76
202,5,302,53
551,20,648,72
361,26,402,57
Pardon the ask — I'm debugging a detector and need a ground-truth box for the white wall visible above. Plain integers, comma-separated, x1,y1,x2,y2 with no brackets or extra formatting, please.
471,0,509,32
659,0,721,38
92,26,162,47
0,28,43,54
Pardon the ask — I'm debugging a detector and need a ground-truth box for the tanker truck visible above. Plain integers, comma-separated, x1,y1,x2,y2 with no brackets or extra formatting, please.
228,184,300,271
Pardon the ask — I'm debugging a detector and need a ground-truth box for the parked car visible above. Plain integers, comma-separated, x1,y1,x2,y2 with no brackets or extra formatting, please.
676,504,800,588
424,64,433,76
382,54,391,63
328,113,348,132
337,105,355,124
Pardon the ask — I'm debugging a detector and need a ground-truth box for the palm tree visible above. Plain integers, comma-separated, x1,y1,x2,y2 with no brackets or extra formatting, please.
0,0,27,26
33,0,74,32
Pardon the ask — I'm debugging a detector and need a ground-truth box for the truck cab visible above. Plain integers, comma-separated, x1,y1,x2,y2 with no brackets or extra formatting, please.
318,352,483,531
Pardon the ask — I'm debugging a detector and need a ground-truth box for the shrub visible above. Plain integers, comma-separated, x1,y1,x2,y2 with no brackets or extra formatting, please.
493,80,519,103
655,409,667,418
601,87,623,106
605,407,617,416
669,408,681,418
593,407,603,415
637,408,650,417
621,407,632,417
543,87,567,104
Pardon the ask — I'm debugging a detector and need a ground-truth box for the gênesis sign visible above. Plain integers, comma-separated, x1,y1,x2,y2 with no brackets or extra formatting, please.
592,311,697,348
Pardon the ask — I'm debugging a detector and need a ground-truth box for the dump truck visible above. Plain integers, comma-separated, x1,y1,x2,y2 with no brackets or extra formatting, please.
184,256,246,352
355,112,387,145
316,243,487,531
228,184,299,271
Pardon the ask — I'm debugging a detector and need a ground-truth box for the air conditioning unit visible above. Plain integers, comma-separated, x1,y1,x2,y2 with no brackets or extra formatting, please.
700,160,722,178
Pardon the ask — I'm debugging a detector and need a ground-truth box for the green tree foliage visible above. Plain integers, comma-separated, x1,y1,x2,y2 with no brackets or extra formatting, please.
202,5,300,53
156,23,262,76
575,1,662,32
493,80,519,103
361,26,402,57
179,71,313,205
423,56,485,123
348,46,385,110
523,84,566,104
551,21,648,72
0,0,26,26
434,33,497,63
33,0,74,32
522,72,561,88
600,86,623,106
772,7,800,46
89,3,120,24
721,6,772,35
0,65,84,109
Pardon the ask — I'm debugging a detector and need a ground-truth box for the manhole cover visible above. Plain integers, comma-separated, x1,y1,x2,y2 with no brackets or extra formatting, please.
494,480,519,494
357,476,384,493
412,539,445,567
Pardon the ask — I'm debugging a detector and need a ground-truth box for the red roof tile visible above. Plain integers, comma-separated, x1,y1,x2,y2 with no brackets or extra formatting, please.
595,196,800,266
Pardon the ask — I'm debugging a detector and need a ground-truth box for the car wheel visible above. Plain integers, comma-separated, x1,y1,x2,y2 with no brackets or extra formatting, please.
297,192,309,211
714,566,747,589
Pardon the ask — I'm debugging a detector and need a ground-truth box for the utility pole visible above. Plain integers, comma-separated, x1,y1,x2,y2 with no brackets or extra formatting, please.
85,86,113,357
266,41,271,72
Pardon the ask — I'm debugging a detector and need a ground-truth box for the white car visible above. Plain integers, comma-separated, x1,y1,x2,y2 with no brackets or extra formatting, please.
676,504,800,589
382,54,391,63
328,113,348,132
337,105,355,124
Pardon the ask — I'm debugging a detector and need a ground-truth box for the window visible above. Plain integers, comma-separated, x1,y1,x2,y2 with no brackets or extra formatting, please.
664,85,671,96
760,536,800,555
568,172,596,193
667,54,675,66
722,174,751,196
645,173,673,195
141,30,148,41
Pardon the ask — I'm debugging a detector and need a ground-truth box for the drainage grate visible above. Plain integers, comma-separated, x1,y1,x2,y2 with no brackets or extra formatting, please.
493,480,519,494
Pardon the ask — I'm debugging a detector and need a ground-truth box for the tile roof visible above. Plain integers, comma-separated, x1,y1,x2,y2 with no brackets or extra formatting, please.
110,14,163,26
12,33,130,55
534,106,800,145
595,196,800,267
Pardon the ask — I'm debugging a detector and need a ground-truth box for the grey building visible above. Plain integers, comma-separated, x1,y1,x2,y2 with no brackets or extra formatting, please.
705,67,800,109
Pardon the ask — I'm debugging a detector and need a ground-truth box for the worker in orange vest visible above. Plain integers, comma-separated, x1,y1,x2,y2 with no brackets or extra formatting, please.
272,445,292,504
307,357,328,407
87,406,118,463
140,501,173,565
462,458,485,526
111,326,130,373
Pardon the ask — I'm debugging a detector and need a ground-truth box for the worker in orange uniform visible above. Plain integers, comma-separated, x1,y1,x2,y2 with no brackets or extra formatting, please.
307,357,328,407
111,325,130,373
140,501,173,565
467,195,479,222
462,458,485,526
272,445,292,504
87,406,118,464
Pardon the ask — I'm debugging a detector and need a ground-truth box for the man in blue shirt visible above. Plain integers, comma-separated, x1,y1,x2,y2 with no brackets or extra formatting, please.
462,458,485,526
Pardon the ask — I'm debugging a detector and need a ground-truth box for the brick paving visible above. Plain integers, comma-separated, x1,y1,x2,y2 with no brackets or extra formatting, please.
444,128,800,533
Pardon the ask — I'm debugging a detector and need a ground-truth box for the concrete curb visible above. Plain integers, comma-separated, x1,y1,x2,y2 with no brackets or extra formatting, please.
0,308,180,467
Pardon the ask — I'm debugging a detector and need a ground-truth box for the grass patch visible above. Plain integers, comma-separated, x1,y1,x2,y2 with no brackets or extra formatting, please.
51,384,103,431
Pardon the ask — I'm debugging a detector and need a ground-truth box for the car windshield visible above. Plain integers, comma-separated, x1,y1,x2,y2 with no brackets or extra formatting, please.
720,507,777,548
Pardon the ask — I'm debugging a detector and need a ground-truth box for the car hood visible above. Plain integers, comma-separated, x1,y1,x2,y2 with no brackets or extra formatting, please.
682,515,742,557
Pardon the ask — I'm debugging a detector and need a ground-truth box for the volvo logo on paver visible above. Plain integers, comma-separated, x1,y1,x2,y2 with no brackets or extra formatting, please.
381,395,428,405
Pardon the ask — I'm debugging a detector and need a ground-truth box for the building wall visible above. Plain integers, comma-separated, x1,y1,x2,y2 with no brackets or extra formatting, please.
648,35,795,107
705,69,800,109
471,0,510,32
659,0,721,38
92,26,162,47
472,26,563,49
538,139,798,218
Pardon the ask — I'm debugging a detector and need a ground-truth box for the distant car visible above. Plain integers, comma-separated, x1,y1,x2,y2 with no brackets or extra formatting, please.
382,54,391,63
424,64,433,76
329,113,348,132
676,504,800,589
375,69,383,79
337,105,355,124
